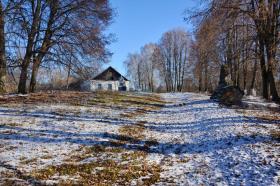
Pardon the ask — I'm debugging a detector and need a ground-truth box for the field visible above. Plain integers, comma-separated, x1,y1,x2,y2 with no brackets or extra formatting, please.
0,91,279,185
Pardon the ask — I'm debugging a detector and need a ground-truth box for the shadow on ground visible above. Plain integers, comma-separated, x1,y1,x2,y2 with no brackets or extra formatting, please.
0,97,279,185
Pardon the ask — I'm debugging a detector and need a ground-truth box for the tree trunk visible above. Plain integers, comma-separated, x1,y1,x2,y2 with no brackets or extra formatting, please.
267,69,279,102
66,64,71,90
18,0,42,94
236,59,240,87
0,1,6,93
265,30,279,101
259,40,268,99
248,58,257,95
18,63,29,94
218,65,227,86
267,49,279,101
204,61,208,92
29,59,40,93
137,64,141,90
198,64,202,92
242,59,247,91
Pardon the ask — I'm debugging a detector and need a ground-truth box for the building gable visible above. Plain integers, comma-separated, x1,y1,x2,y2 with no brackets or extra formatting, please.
93,67,128,81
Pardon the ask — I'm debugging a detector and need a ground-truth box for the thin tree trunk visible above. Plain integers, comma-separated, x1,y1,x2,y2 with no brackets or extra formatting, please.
237,58,240,87
0,1,5,93
66,63,71,90
204,60,208,92
243,57,247,91
248,57,257,95
137,64,141,90
198,63,203,92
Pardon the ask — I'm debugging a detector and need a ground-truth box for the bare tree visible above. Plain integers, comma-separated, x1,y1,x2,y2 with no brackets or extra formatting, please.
9,0,113,93
187,0,280,102
158,28,191,92
125,29,192,93
0,0,22,92
124,53,142,90
29,0,113,92
0,1,5,93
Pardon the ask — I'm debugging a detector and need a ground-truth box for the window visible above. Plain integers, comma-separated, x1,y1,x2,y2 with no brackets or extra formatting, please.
98,84,102,90
108,84,112,90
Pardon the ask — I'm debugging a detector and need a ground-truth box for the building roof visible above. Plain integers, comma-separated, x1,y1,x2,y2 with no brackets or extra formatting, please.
92,66,129,81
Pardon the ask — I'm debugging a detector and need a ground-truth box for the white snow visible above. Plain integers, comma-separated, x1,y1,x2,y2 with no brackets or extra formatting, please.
137,93,280,185
0,92,279,185
243,95,280,109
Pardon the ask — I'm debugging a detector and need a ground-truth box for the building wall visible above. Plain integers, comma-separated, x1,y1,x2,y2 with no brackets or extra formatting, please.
90,80,129,91
125,81,130,90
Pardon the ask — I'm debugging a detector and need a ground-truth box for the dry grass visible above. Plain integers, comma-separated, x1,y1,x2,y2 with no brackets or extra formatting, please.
27,91,165,185
20,158,38,165
238,109,280,121
0,91,168,111
33,159,160,185
0,91,94,105
237,109,280,142
119,122,146,141
270,129,280,141
32,144,161,185
88,91,167,110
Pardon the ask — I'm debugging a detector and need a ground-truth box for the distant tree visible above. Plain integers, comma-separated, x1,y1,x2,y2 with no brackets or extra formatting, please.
158,28,191,92
124,53,141,90
140,44,157,91
124,29,192,92
124,44,158,91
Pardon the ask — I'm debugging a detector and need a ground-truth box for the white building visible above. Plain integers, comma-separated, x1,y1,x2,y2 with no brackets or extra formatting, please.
83,67,130,91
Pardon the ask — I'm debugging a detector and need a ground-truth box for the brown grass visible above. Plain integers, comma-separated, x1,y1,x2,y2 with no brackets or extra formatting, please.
32,145,161,185
22,91,165,185
0,91,94,105
270,129,280,141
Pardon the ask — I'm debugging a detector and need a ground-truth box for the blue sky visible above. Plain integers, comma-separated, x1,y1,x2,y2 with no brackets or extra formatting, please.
105,0,197,75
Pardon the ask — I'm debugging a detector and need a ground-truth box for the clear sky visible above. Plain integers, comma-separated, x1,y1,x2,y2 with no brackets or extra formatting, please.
105,0,197,75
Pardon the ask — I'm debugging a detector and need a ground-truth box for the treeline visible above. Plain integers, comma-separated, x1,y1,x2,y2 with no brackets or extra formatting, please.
124,28,192,92
0,0,113,94
126,0,280,103
189,0,280,102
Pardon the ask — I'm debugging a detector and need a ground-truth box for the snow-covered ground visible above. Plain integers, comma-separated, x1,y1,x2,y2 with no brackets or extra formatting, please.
139,93,280,185
0,92,279,185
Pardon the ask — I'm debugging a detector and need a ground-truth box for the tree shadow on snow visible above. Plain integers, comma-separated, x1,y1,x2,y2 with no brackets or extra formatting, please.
0,120,278,155
0,99,279,185
0,108,135,126
0,117,279,185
